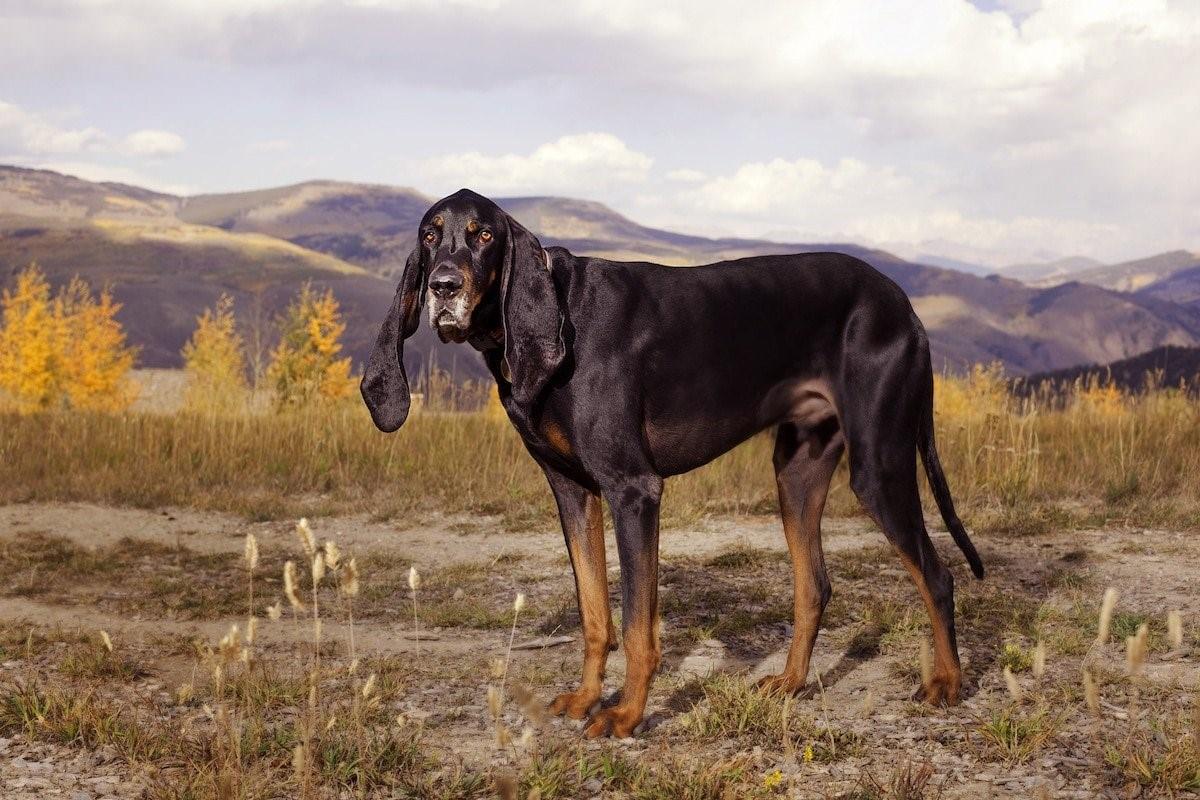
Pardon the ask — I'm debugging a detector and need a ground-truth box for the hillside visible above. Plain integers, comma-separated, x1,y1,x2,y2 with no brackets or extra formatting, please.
4,164,1200,378
1041,250,1200,292
998,255,1104,284
1016,345,1200,395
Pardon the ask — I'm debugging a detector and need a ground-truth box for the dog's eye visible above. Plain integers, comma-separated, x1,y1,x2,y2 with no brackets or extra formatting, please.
423,230,437,244
478,230,493,243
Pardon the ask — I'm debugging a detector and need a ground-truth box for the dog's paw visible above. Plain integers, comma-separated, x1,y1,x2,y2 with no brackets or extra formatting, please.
755,673,804,696
912,675,961,706
583,704,642,739
548,689,600,720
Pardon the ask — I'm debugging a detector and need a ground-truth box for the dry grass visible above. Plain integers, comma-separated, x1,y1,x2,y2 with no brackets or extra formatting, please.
974,705,1058,763
681,673,860,761
1,370,1198,528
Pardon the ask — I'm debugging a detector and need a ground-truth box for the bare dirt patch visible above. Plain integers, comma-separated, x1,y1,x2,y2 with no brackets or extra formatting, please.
2,502,1199,798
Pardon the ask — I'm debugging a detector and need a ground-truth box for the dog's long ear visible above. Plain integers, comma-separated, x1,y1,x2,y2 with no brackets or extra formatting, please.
360,245,425,431
501,214,564,406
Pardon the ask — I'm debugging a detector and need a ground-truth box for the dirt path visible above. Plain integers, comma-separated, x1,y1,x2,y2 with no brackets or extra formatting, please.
3,502,1200,798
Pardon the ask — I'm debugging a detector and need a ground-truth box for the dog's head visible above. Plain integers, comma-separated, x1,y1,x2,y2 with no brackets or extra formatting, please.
360,189,565,432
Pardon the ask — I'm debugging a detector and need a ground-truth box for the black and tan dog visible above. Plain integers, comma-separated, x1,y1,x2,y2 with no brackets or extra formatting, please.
361,189,984,738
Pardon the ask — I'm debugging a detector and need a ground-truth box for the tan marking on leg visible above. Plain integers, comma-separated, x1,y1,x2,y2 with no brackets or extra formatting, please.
897,553,961,705
585,598,659,739
549,494,611,719
759,476,831,695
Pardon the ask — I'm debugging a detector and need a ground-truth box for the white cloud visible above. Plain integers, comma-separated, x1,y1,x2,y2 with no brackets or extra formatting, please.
1,1,1196,262
0,100,186,161
665,168,706,183
120,129,186,157
0,101,106,155
413,133,653,196
650,154,1132,266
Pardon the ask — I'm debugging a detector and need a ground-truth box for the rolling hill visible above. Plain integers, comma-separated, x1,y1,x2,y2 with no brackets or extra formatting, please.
1016,345,1200,396
1055,250,1200,293
997,256,1104,285
3,164,1200,381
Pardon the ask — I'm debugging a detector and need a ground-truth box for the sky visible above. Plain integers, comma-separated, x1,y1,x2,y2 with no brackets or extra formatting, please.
1,0,1197,267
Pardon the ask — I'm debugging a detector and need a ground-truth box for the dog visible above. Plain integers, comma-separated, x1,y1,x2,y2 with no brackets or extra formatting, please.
361,189,984,739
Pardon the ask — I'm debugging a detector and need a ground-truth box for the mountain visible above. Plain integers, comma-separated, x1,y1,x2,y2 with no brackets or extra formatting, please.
3,164,1200,380
1051,250,1200,292
177,181,431,278
998,256,1104,285
1016,345,1200,396
911,254,995,277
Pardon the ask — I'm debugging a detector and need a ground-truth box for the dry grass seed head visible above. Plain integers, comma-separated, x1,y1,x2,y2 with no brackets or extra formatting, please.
1003,666,1022,701
323,540,340,569
283,560,305,610
918,639,933,687
1127,623,1149,676
1032,640,1046,678
311,552,325,587
1083,669,1100,715
99,630,113,653
408,565,421,592
487,685,503,719
341,557,360,597
244,533,259,570
1168,609,1184,650
1097,587,1119,645
295,518,316,558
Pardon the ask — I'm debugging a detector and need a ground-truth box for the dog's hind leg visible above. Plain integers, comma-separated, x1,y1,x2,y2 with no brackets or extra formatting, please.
848,420,963,706
757,419,844,695
544,468,616,720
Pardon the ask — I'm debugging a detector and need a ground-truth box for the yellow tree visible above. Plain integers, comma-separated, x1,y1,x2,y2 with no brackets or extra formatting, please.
182,294,249,414
56,277,138,412
0,263,61,410
267,282,354,408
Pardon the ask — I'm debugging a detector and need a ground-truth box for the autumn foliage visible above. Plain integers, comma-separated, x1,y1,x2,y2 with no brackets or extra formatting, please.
266,282,355,408
182,294,250,414
0,264,136,412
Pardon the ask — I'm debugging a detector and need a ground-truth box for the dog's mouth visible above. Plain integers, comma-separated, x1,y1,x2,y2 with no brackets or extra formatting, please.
434,309,469,344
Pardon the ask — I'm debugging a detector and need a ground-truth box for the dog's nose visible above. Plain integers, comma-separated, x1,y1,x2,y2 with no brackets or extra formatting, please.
429,270,464,298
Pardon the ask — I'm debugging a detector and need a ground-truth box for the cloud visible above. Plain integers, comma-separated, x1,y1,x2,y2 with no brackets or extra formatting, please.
121,129,186,157
0,101,106,155
412,133,653,196
655,154,1131,266
0,100,186,160
665,168,706,183
1,2,1196,262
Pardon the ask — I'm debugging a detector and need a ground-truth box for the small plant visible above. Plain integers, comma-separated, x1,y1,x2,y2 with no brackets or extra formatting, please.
975,705,1056,763
1105,706,1200,793
681,673,857,761
999,642,1033,673
850,760,944,800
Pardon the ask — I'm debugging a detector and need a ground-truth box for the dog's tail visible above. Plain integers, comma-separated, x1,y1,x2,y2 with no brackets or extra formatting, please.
918,384,985,579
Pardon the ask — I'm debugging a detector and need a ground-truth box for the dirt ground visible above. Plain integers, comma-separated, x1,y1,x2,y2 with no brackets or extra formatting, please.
1,502,1198,799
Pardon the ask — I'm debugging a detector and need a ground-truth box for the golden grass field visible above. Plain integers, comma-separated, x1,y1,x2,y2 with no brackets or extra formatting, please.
1,369,1199,799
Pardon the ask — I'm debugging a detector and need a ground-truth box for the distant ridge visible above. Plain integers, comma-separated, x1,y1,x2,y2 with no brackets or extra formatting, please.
1015,345,1200,396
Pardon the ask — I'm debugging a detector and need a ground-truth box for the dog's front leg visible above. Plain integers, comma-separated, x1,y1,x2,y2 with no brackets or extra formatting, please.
544,469,615,720
585,475,662,739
